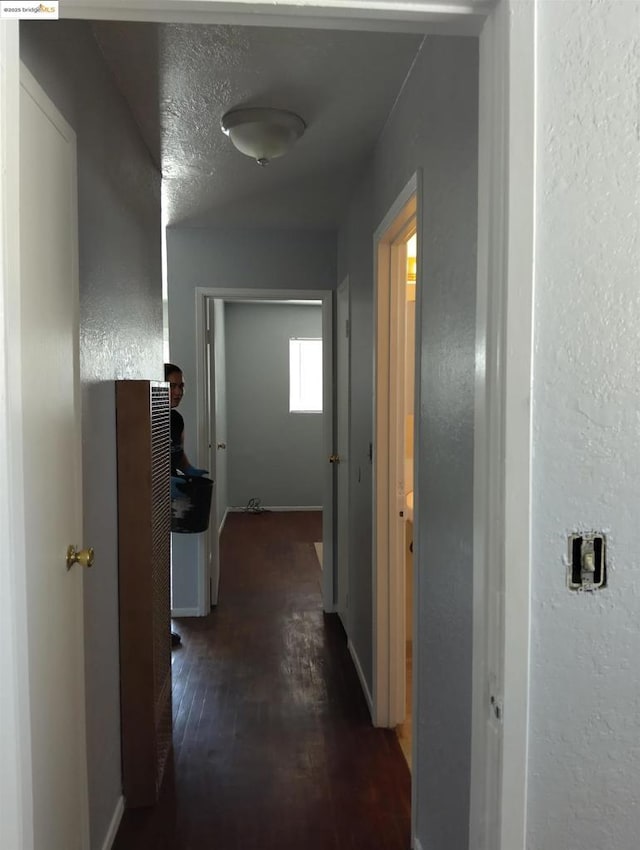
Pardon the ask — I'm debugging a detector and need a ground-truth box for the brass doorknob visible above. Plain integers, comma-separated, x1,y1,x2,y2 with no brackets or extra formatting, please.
66,545,95,570
329,454,341,464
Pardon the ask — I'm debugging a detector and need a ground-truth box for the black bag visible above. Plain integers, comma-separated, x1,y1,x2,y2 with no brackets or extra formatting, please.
171,476,213,533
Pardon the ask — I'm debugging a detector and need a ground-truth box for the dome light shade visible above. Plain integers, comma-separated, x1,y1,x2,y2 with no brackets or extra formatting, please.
221,107,306,166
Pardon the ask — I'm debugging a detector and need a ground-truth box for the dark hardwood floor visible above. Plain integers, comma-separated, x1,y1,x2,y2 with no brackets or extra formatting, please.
113,510,410,850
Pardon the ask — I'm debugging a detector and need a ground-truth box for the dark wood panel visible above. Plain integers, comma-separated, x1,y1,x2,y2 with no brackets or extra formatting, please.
116,380,172,808
113,510,410,849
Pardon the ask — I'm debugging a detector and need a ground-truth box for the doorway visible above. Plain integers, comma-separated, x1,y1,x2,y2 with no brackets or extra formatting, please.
373,175,419,752
393,231,417,767
194,287,335,614
2,4,526,848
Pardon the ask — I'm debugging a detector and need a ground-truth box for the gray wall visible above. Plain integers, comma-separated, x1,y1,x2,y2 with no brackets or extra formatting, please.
338,35,479,849
529,2,640,847
167,227,336,610
20,22,163,850
337,169,375,684
225,302,323,507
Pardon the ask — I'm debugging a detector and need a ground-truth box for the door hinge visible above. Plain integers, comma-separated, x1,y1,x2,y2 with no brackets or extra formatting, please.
345,318,350,338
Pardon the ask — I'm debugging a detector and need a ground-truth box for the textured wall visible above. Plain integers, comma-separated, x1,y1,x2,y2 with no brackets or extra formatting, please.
225,302,323,507
336,171,375,686
528,3,640,848
338,34,479,849
375,36,478,850
20,21,163,850
167,227,336,611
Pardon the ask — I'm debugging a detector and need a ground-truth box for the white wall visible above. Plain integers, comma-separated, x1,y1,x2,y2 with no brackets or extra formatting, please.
225,302,324,507
20,21,163,850
338,34,479,849
167,227,336,611
528,2,640,848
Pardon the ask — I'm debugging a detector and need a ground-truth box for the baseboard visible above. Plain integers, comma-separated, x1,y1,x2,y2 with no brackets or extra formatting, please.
218,507,229,535
100,795,124,850
348,639,373,718
229,505,322,512
171,607,200,617
413,837,424,850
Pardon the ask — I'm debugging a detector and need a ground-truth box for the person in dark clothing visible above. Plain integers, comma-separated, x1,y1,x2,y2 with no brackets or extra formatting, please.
164,363,208,646
165,362,207,482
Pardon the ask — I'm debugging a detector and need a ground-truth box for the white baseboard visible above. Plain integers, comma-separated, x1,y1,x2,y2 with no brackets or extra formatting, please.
348,639,373,718
229,505,322,512
413,837,423,850
171,607,200,617
218,507,229,535
100,795,124,850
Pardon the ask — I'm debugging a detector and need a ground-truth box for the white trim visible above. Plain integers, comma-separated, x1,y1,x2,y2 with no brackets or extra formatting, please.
372,172,419,729
410,174,424,847
100,796,125,850
194,292,212,616
335,275,350,626
469,11,497,846
60,0,490,35
469,3,535,850
500,1,535,846
194,286,334,616
348,640,373,715
171,607,201,617
413,838,424,850
218,507,229,535
373,174,419,240
0,23,34,850
197,287,329,301
320,292,334,613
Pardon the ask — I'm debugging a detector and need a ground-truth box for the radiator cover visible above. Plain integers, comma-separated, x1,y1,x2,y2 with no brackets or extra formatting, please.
116,380,172,807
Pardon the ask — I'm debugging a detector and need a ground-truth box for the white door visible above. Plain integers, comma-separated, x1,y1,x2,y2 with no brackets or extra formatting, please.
336,278,350,625
204,296,223,606
20,65,89,850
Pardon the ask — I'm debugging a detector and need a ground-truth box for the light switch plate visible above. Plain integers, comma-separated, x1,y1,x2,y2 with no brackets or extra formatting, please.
568,532,606,591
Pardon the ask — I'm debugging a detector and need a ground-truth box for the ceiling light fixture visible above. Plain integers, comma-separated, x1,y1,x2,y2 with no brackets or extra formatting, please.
221,107,306,167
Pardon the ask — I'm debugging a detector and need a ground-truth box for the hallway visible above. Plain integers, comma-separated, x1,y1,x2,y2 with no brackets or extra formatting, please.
113,511,411,850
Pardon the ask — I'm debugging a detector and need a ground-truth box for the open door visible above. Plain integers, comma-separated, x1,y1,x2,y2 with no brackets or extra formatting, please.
203,297,227,606
373,175,419,734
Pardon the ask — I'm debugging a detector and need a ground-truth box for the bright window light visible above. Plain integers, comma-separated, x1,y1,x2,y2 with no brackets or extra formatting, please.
289,338,323,413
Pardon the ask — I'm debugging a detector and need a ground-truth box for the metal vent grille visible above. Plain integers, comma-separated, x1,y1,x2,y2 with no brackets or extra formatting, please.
150,385,172,790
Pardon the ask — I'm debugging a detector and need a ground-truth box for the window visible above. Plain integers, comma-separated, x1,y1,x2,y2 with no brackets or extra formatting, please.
289,338,322,413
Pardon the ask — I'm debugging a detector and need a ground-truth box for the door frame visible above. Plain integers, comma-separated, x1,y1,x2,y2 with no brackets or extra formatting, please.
203,295,222,607
372,172,420,731
2,3,535,849
469,4,535,849
0,23,34,850
335,275,351,625
194,286,335,614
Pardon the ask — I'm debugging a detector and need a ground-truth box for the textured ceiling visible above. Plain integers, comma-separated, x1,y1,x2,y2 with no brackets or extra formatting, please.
92,22,424,229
